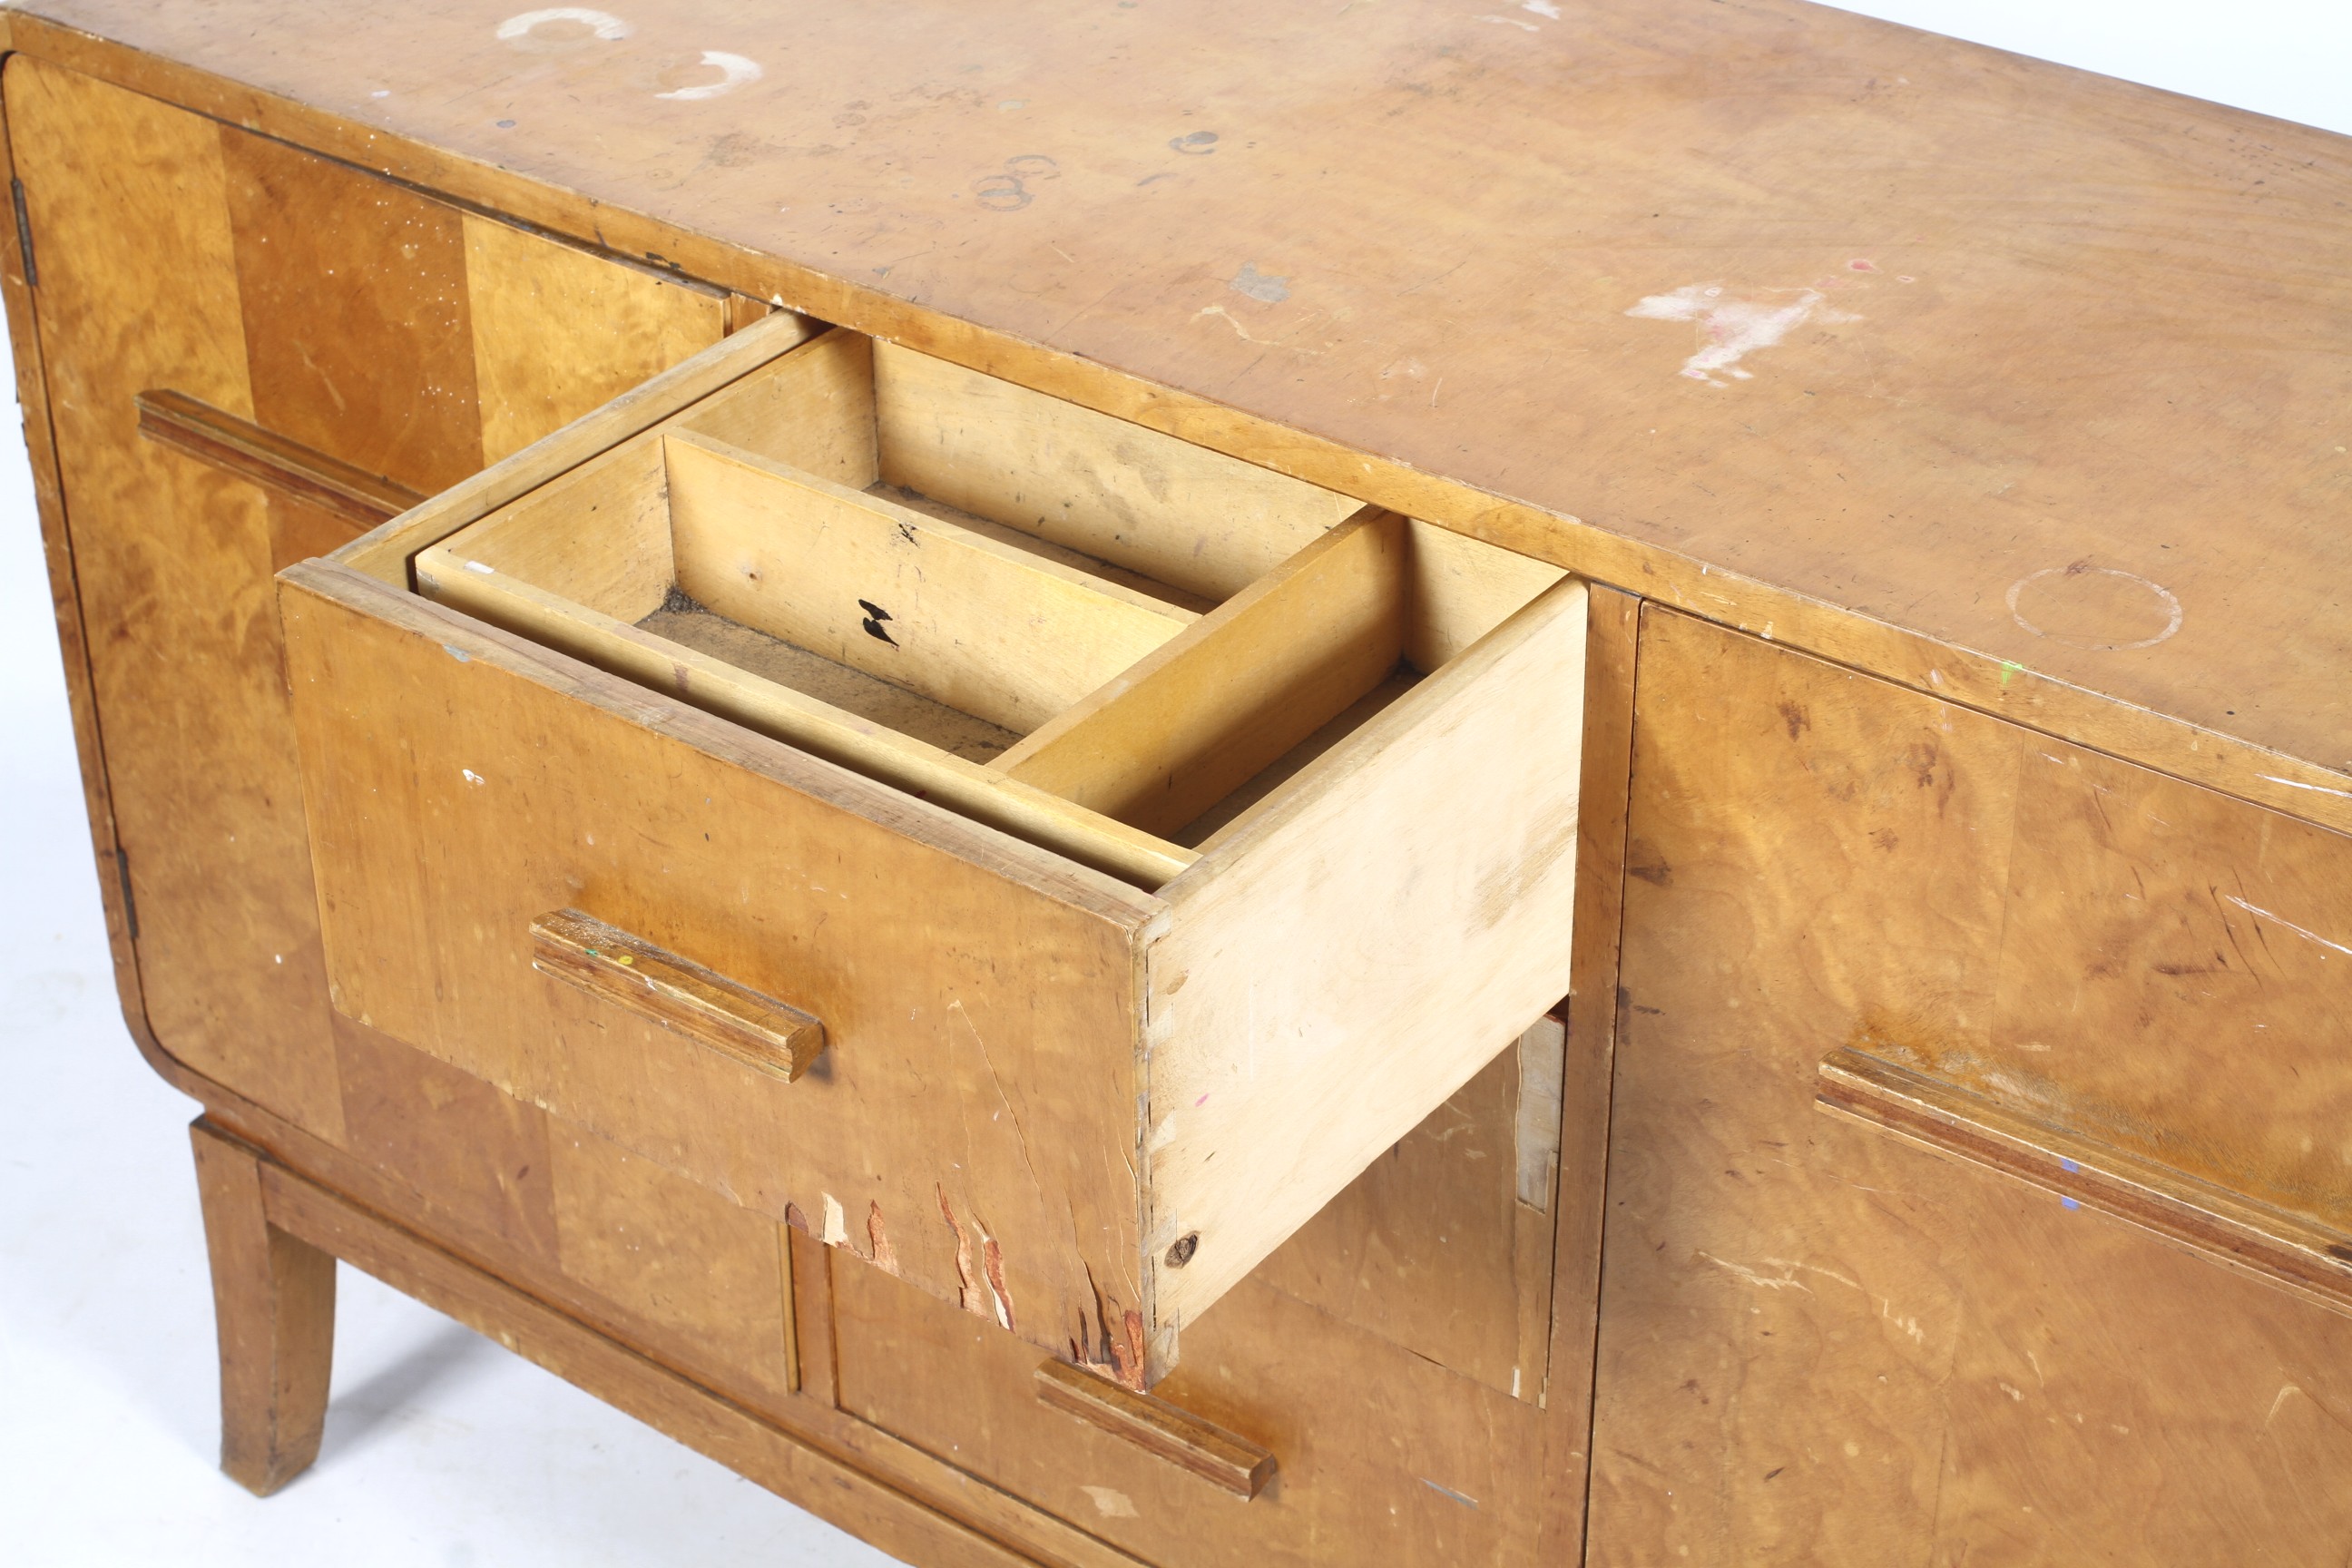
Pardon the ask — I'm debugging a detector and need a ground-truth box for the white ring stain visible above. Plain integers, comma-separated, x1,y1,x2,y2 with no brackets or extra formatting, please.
656,51,762,101
495,7,631,43
2005,565,2182,652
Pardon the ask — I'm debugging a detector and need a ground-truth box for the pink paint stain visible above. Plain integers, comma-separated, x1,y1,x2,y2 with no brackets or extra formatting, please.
1849,259,1877,271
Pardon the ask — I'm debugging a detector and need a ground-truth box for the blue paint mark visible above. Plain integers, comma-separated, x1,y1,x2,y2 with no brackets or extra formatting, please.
2061,1196,2082,1210
1420,1477,1479,1510
2059,1158,2079,1173
441,643,471,662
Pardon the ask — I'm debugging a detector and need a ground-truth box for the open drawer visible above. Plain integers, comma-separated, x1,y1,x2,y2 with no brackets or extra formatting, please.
279,314,1588,1386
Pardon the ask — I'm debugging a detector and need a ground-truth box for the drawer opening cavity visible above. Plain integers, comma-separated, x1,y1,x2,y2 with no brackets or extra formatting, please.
413,327,1570,890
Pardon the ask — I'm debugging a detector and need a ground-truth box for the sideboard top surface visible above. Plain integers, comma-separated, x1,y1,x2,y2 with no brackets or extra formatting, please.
14,0,2351,784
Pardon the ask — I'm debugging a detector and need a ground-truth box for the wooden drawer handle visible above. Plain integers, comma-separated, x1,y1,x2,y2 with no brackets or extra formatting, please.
1034,1360,1275,1500
135,388,426,530
1818,1046,2352,1313
530,909,826,1083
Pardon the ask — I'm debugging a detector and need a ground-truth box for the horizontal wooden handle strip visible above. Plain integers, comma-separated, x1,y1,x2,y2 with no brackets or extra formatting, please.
1034,1359,1275,1500
1817,1045,2352,1314
135,388,426,530
530,908,826,1083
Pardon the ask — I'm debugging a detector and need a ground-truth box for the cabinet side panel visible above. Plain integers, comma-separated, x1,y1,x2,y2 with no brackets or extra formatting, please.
7,56,345,1137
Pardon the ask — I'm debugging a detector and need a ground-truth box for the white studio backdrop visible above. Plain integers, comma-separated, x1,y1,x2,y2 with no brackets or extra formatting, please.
0,5,2340,1564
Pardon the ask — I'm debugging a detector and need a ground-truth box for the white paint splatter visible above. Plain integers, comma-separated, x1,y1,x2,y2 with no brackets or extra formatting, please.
464,559,496,574
1626,283,1856,385
2005,566,2182,651
2224,896,2352,958
1195,303,1326,352
657,51,762,102
461,769,485,786
1477,14,1541,30
1081,1486,1140,1519
495,7,630,44
1523,0,1563,14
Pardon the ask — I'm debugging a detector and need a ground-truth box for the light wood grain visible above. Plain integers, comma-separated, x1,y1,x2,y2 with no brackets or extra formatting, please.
997,508,1408,837
191,1119,337,1497
873,339,1357,601
1142,578,1589,1374
284,559,1161,1375
531,908,828,1084
417,428,674,620
836,1262,1548,1565
134,387,424,528
252,1147,1046,1568
18,0,2352,835
8,57,348,1139
673,325,879,486
664,430,1197,733
548,1123,799,1405
338,308,821,586
1249,1013,1563,1405
1818,1046,2352,1319
1588,609,2352,1563
1034,1360,1276,1500
463,214,727,465
411,393,1200,887
1534,583,1642,1562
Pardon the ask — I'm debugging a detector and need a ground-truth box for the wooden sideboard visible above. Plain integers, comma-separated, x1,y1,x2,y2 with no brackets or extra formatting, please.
9,3,2350,1562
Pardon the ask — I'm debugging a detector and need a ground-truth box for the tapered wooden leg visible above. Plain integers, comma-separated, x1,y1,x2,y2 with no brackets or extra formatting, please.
190,1118,337,1495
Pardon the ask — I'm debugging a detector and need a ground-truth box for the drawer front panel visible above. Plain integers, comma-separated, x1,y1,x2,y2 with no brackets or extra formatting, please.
282,564,1157,1367
8,56,727,1142
1589,608,2352,1563
833,1258,1547,1568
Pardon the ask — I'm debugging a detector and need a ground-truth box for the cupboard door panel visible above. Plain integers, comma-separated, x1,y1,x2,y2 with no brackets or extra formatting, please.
9,57,727,1147
1588,607,2352,1564
833,1258,1547,1568
9,54,346,1136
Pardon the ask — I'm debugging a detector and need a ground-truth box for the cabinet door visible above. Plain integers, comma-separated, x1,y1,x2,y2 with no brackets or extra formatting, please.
1588,608,2352,1563
6,55,727,1138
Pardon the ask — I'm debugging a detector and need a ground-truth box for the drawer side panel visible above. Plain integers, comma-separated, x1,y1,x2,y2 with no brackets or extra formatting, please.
1143,578,1588,1365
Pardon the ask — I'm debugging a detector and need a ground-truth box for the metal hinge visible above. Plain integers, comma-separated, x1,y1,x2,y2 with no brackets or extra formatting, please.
11,178,34,289
115,846,138,942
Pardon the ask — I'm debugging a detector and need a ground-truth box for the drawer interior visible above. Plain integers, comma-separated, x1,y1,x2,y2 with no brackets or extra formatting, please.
416,328,1568,887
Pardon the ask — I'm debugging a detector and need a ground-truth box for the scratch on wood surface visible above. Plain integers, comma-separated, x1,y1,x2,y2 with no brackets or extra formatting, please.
2259,775,2352,801
2224,895,2352,958
1698,1252,1812,1291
